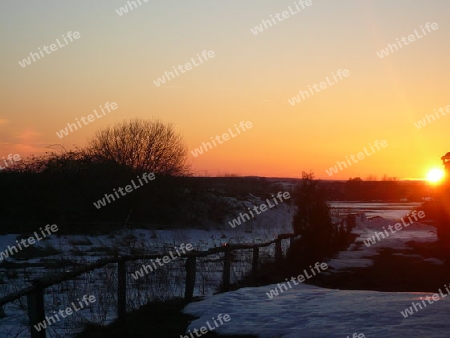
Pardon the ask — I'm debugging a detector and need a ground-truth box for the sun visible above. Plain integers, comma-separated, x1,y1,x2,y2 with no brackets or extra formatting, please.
426,168,445,184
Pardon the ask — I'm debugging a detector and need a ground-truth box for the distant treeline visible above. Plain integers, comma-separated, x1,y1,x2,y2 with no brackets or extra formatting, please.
0,119,282,234
0,150,429,236
317,179,429,201
0,156,276,234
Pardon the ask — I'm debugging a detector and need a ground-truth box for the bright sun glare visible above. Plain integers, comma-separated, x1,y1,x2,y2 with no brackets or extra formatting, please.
426,168,445,184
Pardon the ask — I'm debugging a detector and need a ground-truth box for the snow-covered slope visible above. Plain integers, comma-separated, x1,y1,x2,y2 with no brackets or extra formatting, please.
183,207,444,337
183,282,450,337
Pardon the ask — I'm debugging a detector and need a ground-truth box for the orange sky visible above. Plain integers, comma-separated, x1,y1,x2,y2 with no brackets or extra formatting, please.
1,0,450,180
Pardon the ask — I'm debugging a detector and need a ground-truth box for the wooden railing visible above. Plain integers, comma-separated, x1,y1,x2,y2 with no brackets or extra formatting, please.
0,232,300,338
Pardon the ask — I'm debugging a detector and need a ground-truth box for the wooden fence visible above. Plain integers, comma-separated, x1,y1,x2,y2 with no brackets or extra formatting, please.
0,232,299,338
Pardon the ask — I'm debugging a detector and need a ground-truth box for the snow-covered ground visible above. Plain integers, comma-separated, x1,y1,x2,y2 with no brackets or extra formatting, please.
327,211,440,271
0,194,295,337
0,198,295,290
183,204,445,337
183,282,450,337
0,201,433,337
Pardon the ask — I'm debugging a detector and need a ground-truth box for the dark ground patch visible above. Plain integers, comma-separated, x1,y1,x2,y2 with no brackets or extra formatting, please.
78,298,256,338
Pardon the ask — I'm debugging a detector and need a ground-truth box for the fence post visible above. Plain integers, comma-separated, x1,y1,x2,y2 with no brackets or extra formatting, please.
222,245,231,291
117,258,127,319
275,237,282,264
27,280,46,338
185,256,197,302
252,246,259,280
288,235,296,262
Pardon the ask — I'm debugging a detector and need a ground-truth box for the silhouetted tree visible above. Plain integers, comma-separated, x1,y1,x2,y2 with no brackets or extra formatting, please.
292,171,335,261
86,119,190,176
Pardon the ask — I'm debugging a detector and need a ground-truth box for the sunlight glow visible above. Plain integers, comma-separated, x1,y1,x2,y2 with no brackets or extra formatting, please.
426,168,445,184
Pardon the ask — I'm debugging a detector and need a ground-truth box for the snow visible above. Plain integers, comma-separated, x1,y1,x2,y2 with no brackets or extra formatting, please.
0,194,295,337
0,201,438,337
183,283,450,337
327,213,437,271
183,204,445,337
0,235,20,253
328,202,422,219
422,258,444,265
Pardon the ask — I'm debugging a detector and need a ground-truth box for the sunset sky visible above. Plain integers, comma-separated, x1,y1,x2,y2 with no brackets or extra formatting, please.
1,0,449,180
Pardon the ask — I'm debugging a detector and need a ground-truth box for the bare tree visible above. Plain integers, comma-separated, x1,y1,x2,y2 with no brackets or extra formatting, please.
86,119,190,176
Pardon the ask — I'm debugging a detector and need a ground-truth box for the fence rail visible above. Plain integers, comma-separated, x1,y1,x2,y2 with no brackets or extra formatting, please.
0,232,300,338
